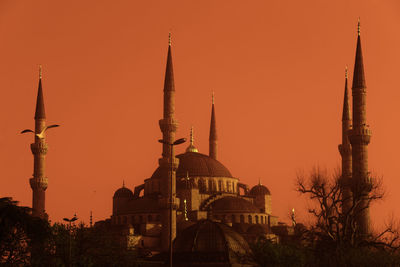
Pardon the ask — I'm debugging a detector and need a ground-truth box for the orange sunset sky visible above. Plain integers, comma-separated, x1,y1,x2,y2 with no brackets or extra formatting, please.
0,0,399,229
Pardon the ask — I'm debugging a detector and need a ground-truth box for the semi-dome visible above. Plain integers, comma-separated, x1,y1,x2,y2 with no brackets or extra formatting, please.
151,152,233,179
173,220,252,265
209,196,259,213
113,187,134,199
249,184,271,196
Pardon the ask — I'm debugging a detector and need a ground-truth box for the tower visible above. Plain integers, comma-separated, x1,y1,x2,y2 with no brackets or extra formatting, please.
209,92,218,159
348,20,372,236
29,66,49,219
158,33,179,252
338,67,352,214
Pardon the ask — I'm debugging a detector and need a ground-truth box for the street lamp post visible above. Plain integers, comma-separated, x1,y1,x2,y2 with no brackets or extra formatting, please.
158,138,186,267
63,214,78,267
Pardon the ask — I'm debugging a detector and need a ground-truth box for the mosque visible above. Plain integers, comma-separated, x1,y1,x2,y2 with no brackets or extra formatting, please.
23,20,372,266
110,34,280,257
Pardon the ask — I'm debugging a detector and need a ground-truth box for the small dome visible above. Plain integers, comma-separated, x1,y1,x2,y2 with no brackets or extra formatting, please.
151,152,233,179
209,196,259,213
113,187,134,199
249,184,271,196
174,220,251,264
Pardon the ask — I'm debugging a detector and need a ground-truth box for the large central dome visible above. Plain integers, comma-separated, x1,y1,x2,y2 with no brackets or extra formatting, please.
151,152,233,179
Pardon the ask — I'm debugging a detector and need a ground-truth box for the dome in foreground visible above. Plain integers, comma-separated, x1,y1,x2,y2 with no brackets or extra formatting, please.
173,220,252,265
209,196,260,213
151,152,233,179
113,187,134,199
249,184,271,196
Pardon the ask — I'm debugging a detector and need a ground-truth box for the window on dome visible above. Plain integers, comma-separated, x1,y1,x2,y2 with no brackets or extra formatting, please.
218,180,223,192
201,179,207,193
248,215,253,224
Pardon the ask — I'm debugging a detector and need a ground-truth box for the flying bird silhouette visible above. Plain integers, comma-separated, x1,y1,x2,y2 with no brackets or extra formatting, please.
21,124,60,139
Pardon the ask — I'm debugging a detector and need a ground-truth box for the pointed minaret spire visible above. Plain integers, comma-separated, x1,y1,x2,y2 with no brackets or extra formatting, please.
209,92,218,160
342,66,351,121
352,18,366,92
339,66,352,215
186,126,198,152
35,65,46,119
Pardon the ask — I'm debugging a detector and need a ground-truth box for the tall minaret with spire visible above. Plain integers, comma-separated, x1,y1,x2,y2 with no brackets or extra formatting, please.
209,92,218,159
29,66,49,219
348,19,372,236
158,33,180,252
339,66,352,214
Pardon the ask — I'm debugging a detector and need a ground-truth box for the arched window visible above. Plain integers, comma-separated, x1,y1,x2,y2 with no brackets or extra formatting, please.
208,180,213,192
148,215,153,222
248,215,252,224
218,180,223,192
240,215,244,223
260,216,264,224
231,214,236,223
131,215,135,224
139,215,143,223
199,179,206,193
255,215,259,224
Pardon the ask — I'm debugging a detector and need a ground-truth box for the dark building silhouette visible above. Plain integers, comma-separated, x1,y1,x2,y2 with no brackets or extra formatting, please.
29,67,49,219
340,20,372,236
108,35,280,256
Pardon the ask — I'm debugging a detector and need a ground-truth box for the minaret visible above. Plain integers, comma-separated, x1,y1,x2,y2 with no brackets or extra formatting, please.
338,66,352,214
29,66,49,219
348,20,372,236
158,33,179,252
209,92,218,159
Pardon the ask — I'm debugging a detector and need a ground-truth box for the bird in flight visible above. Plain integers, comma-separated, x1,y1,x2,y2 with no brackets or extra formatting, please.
21,124,60,139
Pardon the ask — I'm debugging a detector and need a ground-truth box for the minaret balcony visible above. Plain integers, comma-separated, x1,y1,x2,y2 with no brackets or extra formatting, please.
158,157,179,170
338,144,352,155
349,127,372,145
30,142,48,155
159,118,178,133
29,177,48,190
